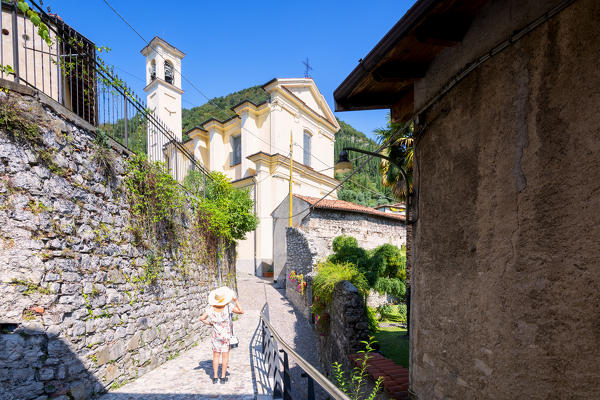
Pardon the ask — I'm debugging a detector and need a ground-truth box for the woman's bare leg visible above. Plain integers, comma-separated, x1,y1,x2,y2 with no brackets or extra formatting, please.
213,351,220,378
221,351,229,378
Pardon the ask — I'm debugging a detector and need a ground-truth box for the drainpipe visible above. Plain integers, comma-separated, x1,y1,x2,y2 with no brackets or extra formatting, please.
252,175,258,276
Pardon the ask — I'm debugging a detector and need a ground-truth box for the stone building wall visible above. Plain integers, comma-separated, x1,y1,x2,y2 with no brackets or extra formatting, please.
284,209,405,318
409,1,600,399
284,228,316,320
0,83,229,399
301,208,406,259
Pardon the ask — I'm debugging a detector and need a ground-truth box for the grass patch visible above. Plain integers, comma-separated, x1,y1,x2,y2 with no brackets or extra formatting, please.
374,326,409,368
10,279,52,295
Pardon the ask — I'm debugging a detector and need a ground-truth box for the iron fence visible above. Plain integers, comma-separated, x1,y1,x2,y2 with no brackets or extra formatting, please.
260,303,351,400
0,0,210,184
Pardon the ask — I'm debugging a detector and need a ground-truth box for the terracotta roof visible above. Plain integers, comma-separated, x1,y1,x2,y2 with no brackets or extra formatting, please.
375,202,406,209
294,195,405,222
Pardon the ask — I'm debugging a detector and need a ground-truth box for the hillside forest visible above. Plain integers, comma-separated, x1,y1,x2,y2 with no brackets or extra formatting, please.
181,85,393,207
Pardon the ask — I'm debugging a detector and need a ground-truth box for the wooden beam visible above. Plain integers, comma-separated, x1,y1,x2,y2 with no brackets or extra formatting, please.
415,14,472,47
372,62,427,82
391,87,414,123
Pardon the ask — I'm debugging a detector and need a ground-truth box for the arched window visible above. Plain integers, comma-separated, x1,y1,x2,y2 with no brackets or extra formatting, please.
303,131,312,166
150,59,156,81
164,60,174,84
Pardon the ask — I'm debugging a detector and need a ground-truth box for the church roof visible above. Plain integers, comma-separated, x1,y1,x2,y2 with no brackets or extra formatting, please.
263,78,340,131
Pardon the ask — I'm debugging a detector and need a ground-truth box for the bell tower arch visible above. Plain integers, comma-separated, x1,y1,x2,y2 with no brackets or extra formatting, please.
141,37,185,160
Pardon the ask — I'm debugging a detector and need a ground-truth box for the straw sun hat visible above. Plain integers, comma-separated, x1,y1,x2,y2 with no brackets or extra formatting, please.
208,286,235,306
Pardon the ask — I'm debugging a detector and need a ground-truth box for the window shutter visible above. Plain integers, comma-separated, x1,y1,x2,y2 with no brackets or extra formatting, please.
231,136,241,166
303,132,311,166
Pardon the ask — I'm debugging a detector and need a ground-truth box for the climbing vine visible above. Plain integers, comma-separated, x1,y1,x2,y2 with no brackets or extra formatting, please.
124,157,257,287
125,154,183,227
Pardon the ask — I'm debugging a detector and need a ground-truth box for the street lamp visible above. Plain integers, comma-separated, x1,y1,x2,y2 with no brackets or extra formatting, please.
335,147,414,223
335,146,416,338
334,149,353,173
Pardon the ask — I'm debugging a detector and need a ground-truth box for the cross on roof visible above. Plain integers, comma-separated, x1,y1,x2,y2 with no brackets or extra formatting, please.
302,57,313,78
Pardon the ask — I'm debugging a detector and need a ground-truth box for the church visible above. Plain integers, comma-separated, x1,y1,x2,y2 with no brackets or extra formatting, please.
140,37,341,280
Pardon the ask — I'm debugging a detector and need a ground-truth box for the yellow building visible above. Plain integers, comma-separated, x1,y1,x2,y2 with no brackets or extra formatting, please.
142,38,340,278
183,78,341,278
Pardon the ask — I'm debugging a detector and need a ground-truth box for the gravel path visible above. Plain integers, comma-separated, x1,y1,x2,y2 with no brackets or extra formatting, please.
99,272,322,400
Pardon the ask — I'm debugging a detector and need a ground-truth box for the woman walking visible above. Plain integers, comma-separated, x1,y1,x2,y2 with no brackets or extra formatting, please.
200,286,244,384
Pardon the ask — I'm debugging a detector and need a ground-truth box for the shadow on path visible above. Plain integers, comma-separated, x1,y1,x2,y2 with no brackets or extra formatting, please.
249,316,272,398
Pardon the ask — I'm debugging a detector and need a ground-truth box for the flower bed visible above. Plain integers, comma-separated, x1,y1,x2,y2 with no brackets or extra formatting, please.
288,270,307,295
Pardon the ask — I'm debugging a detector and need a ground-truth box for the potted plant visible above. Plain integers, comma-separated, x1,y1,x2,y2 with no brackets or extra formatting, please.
263,265,274,278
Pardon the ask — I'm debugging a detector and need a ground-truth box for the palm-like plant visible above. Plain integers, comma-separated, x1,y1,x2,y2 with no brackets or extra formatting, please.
374,114,413,200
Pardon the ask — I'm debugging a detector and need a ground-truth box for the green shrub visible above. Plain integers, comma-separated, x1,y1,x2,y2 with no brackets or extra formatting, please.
366,306,379,333
183,169,205,196
378,303,394,316
332,235,358,252
371,243,405,278
312,260,368,304
373,277,406,298
328,236,369,273
191,172,258,241
125,154,183,225
397,303,407,321
328,236,407,287
377,303,407,323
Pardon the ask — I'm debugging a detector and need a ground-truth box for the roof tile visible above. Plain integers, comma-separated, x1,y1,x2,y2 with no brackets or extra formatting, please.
294,195,406,222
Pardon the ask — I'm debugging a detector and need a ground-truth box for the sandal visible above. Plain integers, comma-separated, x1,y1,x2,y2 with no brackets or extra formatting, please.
212,378,219,384
220,377,228,384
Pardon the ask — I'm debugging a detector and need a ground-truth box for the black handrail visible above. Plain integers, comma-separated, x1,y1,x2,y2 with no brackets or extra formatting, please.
2,1,211,183
259,303,350,400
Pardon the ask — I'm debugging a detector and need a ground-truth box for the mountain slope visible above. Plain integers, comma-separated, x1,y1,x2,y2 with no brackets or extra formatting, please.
181,87,391,207
334,119,393,207
181,86,269,132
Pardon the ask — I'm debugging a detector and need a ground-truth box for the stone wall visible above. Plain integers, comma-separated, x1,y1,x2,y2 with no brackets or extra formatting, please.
366,289,397,309
301,208,406,260
0,83,229,399
317,281,369,374
410,0,600,398
284,227,317,320
284,209,405,316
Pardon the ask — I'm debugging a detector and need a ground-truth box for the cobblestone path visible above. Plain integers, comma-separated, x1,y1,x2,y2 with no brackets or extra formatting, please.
99,272,321,400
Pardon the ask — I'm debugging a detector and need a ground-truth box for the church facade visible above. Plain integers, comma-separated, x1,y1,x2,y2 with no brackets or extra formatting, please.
141,37,340,278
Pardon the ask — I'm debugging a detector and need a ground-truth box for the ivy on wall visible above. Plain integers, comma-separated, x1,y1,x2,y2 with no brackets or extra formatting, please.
124,156,258,287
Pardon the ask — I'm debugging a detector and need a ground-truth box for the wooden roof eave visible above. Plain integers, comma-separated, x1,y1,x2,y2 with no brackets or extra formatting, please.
334,0,488,122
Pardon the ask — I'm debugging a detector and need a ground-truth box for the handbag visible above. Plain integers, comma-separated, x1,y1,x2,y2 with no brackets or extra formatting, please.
229,310,239,349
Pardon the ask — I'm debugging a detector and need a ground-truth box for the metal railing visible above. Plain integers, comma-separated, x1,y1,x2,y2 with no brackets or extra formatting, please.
260,303,351,400
0,0,210,184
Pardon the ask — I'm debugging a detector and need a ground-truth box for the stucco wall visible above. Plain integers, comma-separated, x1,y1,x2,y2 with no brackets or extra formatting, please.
0,84,230,399
410,1,600,398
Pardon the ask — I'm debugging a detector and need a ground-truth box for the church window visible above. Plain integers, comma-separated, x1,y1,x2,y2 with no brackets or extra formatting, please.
164,60,174,84
303,131,311,166
231,135,242,166
150,59,156,81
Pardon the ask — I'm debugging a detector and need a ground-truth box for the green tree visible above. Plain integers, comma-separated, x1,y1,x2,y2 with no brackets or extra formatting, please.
374,113,413,200
190,172,258,241
328,235,406,294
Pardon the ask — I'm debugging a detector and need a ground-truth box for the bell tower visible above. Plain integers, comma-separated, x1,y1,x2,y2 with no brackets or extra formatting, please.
141,37,185,161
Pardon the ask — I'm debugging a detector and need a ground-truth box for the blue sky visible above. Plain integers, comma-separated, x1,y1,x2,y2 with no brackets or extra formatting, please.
49,0,416,140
